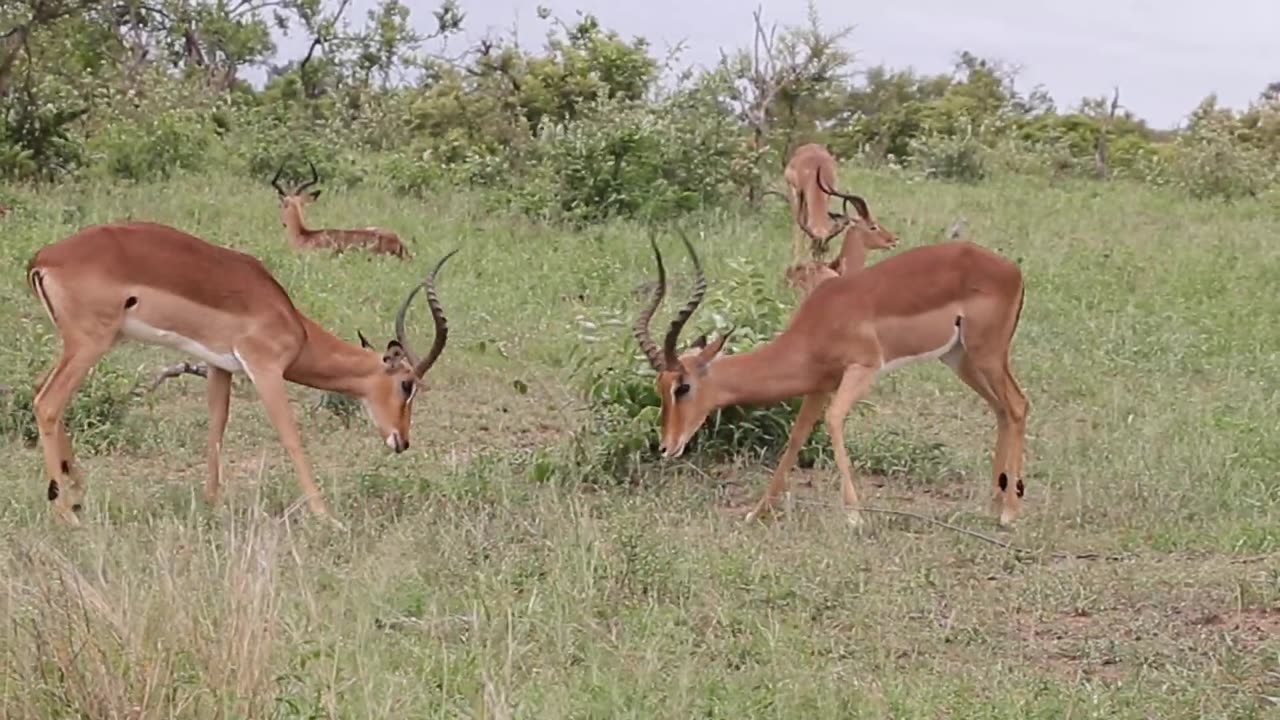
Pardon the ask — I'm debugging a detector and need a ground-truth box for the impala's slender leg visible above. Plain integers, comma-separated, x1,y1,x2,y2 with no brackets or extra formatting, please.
746,392,829,522
825,364,878,525
33,337,114,523
786,185,807,264
240,363,336,524
205,367,232,506
944,351,1013,515
974,358,1028,526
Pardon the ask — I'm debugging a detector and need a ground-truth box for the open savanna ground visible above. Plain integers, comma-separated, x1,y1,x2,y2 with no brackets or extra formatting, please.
0,169,1277,718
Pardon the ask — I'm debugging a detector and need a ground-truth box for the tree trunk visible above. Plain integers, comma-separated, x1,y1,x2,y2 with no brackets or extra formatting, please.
0,26,29,98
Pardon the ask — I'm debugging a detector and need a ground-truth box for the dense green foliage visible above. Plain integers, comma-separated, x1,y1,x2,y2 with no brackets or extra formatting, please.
3,0,1279,210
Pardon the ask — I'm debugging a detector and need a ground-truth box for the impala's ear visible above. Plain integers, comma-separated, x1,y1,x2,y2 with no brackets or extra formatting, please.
357,330,375,350
699,327,735,361
306,190,322,202
383,340,407,367
690,334,708,350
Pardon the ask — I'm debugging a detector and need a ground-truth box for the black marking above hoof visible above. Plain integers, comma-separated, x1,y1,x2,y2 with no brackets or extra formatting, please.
998,472,1009,492
47,479,59,501
124,296,138,309
71,503,83,513
60,460,70,475
1015,478,1025,498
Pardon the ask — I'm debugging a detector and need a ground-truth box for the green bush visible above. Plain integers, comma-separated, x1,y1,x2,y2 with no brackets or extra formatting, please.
84,77,226,181
553,251,831,484
1168,117,1274,200
511,87,744,224
1,363,139,454
908,121,988,182
0,77,88,181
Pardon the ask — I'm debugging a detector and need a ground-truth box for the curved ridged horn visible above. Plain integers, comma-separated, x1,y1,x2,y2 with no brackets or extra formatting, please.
633,234,668,371
795,184,850,258
815,171,871,221
270,163,287,196
394,248,459,377
661,231,707,369
296,159,320,194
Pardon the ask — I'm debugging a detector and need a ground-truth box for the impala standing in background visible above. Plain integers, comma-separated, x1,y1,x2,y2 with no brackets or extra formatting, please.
783,143,870,263
783,189,898,296
26,220,456,527
634,233,1030,527
273,160,411,259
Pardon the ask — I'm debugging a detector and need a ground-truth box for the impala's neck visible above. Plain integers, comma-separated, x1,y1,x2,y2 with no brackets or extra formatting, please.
282,201,309,240
284,316,382,396
805,188,829,235
704,338,822,408
838,234,867,272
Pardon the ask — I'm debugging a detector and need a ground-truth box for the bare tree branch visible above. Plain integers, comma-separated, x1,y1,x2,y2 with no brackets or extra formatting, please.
132,361,208,396
1094,86,1121,180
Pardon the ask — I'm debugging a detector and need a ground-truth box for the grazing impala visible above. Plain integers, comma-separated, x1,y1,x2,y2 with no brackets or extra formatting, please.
783,143,867,262
272,160,410,259
783,188,897,297
634,233,1029,527
26,221,456,526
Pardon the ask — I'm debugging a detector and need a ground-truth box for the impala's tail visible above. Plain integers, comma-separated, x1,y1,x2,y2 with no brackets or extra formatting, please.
1009,280,1026,346
27,263,58,324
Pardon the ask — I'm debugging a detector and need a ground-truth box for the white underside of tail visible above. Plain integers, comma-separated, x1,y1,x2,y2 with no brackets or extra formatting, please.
877,322,963,376
121,317,245,373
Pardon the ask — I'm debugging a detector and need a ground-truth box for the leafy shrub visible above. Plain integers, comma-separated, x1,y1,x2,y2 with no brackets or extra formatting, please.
511,88,744,225
1168,117,1274,200
1,363,139,453
908,121,987,182
551,250,831,484
84,76,226,181
986,136,1083,179
0,77,88,181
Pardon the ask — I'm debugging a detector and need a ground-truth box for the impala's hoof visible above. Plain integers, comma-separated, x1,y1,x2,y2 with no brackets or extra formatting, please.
52,505,82,526
744,499,779,524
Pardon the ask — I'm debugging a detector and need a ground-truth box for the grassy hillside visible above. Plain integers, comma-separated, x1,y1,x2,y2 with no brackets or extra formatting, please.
0,169,1276,718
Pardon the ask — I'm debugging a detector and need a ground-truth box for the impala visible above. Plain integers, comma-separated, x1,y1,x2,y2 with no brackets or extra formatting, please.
783,185,897,296
634,232,1029,527
783,143,868,262
26,220,457,526
272,160,410,259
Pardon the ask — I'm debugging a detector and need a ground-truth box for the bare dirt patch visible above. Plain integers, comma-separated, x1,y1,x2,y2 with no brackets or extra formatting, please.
1012,602,1280,684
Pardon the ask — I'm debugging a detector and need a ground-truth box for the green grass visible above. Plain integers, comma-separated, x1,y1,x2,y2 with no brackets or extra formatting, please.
0,169,1277,718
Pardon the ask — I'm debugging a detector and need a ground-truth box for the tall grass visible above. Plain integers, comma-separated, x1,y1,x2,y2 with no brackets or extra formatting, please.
0,169,1275,717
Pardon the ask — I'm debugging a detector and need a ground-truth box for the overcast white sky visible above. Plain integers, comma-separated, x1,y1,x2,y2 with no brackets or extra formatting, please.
266,0,1279,130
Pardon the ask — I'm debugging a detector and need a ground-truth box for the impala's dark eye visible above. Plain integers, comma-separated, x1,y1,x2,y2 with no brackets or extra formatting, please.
401,379,415,398
674,382,691,399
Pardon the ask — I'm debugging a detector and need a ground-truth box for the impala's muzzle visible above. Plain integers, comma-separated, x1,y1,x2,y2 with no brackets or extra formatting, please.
387,431,409,453
658,434,689,459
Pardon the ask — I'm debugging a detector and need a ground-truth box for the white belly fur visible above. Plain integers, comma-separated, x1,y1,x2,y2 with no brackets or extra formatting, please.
120,317,244,373
877,323,962,376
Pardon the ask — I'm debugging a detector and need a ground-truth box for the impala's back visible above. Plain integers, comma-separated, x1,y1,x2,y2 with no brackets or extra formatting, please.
28,222,305,372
